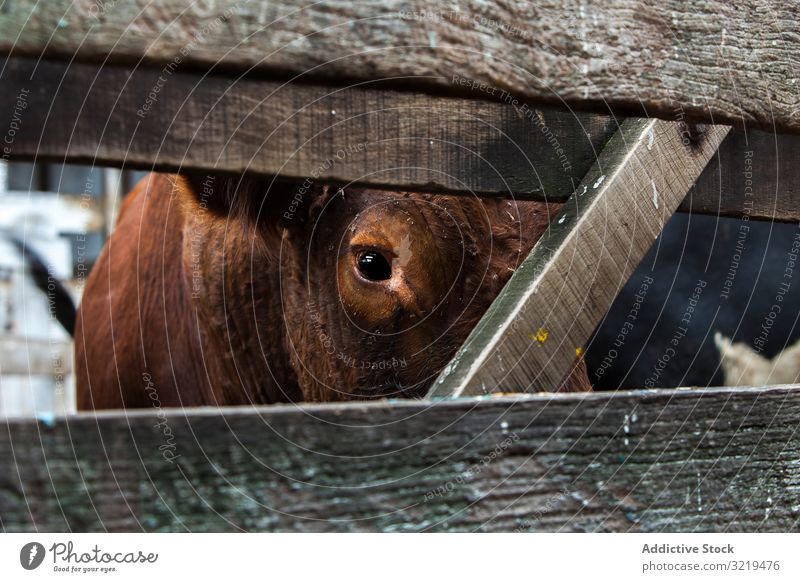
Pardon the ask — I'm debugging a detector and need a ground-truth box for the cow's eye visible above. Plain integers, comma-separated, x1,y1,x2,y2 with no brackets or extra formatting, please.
356,250,392,281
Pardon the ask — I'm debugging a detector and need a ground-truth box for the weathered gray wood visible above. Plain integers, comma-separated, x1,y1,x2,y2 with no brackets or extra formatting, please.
0,385,798,532
0,57,616,200
1,1,798,133
430,119,731,397
679,131,800,223
4,59,797,218
0,337,72,376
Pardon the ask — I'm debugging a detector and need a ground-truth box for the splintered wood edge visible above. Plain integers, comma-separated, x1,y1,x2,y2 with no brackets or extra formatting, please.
429,119,732,398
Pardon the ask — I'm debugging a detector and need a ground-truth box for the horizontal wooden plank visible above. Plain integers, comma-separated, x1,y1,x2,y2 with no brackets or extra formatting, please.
430,119,730,396
1,385,798,532
680,131,800,222
0,57,616,200
0,337,72,376
1,1,798,133
2,59,798,218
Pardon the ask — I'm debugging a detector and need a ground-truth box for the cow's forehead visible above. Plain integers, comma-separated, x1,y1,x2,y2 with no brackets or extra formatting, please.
334,188,496,220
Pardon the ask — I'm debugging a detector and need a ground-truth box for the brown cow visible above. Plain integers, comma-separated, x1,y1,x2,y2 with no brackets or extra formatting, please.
75,173,590,409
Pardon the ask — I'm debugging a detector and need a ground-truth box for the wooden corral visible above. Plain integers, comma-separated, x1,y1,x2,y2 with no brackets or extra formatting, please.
0,1,798,532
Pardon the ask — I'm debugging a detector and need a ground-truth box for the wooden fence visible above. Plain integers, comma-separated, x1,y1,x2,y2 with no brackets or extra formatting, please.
2,386,798,532
0,0,798,532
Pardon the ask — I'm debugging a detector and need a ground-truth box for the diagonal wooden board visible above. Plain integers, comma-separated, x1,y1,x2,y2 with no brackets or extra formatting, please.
429,118,731,397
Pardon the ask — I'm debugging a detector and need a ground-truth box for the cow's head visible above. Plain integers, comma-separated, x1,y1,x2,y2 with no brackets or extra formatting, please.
272,183,559,401
186,176,560,402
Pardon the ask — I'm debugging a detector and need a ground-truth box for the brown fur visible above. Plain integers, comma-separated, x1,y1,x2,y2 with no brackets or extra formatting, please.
75,174,591,409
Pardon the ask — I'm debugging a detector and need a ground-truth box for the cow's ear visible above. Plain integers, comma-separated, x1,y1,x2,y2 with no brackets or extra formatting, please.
260,180,334,234
181,172,245,217
181,172,336,247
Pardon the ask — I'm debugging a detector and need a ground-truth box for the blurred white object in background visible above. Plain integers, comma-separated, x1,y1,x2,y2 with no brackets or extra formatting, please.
0,160,136,418
715,331,800,386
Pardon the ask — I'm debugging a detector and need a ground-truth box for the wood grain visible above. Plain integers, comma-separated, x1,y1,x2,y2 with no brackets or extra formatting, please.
0,57,616,200
680,131,800,223
429,119,731,396
3,59,797,219
1,1,798,133
1,385,798,532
